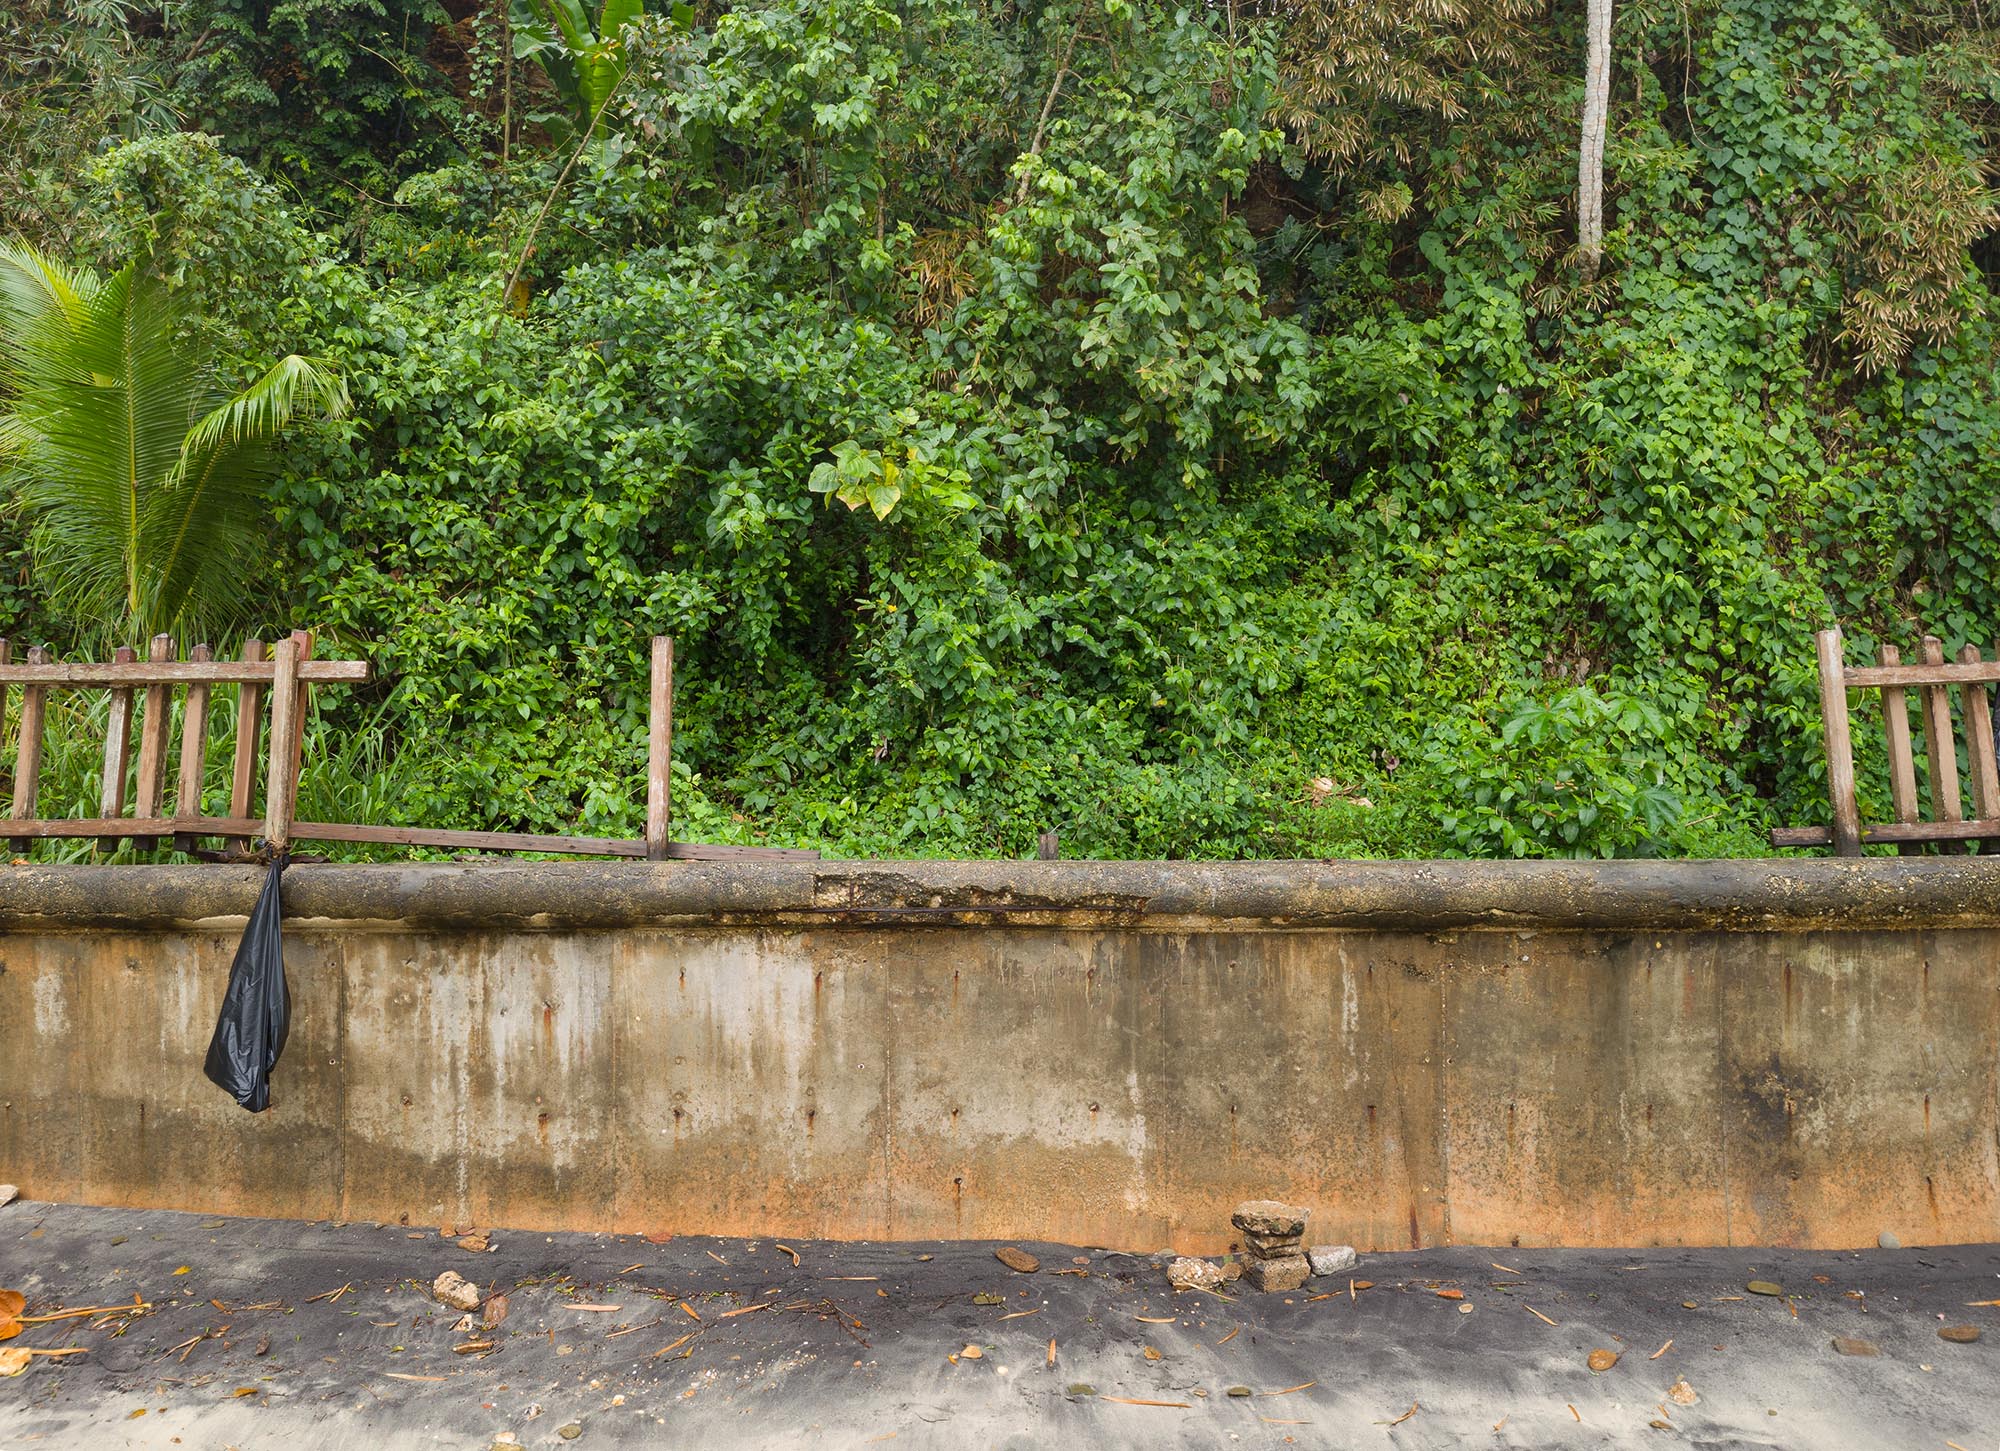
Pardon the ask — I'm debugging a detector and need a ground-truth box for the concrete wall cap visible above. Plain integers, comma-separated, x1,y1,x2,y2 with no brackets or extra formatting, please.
4,857,2000,931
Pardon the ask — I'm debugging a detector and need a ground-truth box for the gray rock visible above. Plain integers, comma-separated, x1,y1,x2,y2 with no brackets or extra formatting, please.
1308,1244,1358,1276
1167,1256,1225,1293
431,1270,481,1312
1877,1231,1900,1250
1242,1228,1305,1258
1231,1200,1308,1238
1246,1253,1311,1293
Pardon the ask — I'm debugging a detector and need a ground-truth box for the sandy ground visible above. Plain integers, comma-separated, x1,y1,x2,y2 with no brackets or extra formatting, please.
0,1202,1995,1449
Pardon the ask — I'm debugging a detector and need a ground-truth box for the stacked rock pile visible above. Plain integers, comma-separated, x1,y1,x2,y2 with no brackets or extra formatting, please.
1233,1199,1311,1292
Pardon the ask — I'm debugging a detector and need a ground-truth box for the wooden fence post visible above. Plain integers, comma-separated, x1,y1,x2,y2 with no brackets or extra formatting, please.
287,630,314,831
263,635,302,850
132,633,175,849
1917,635,1964,836
173,643,214,853
10,646,49,854
1958,643,2000,830
99,645,138,826
1815,627,1863,857
226,639,266,854
646,636,673,861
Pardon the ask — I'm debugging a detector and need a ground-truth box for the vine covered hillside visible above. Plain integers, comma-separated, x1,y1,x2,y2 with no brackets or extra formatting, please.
2,0,1997,859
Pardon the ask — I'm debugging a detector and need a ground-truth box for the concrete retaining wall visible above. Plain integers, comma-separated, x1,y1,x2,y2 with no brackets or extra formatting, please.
0,859,1995,1250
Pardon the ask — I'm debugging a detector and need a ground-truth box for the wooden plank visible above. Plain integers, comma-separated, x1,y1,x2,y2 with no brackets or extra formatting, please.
1876,643,1922,857
226,639,265,854
10,646,49,854
659,841,818,861
172,643,214,853
0,659,369,685
131,634,175,849
263,636,302,850
4,817,209,839
646,635,673,861
1815,628,1863,856
1774,817,2000,848
99,645,138,826
0,816,818,859
288,821,646,856
1844,660,2000,687
1917,635,1963,831
1959,643,2000,830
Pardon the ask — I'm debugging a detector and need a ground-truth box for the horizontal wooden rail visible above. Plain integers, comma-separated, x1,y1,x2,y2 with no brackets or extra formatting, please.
1,816,816,860
0,660,370,686
1843,662,2000,688
1771,818,2000,849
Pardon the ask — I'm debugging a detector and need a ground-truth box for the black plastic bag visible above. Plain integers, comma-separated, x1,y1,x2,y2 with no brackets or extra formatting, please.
203,852,291,1112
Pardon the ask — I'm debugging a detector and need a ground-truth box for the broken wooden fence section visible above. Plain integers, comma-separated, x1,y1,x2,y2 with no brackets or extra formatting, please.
1773,625,2000,855
0,633,809,861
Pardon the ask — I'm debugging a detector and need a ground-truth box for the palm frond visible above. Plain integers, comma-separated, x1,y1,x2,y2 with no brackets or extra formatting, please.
179,353,349,458
0,246,342,640
0,241,101,341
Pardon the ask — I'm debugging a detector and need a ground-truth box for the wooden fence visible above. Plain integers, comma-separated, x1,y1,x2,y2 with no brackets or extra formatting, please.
1771,626,2000,855
0,632,811,862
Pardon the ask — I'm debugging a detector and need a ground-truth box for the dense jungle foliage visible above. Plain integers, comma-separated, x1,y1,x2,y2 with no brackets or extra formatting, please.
1,0,1997,859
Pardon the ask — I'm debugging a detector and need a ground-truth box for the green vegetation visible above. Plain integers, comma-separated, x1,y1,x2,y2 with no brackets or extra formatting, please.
0,0,1996,860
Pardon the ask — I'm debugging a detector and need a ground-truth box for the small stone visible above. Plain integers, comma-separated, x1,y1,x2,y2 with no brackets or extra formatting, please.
1831,1337,1879,1357
1247,1254,1311,1294
1746,1280,1783,1297
1168,1257,1225,1293
1231,1200,1308,1238
1226,1386,1252,1398
1219,1260,1244,1282
1681,1301,1699,1310
557,1424,582,1441
1066,1383,1096,1397
1308,1245,1357,1276
1240,1239,1304,1263
972,1293,1004,1306
1877,1231,1901,1250
0,1186,17,1209
432,1271,481,1312
961,1344,983,1359
1587,1349,1619,1373
1667,1377,1699,1406
995,1247,1039,1273
1939,1325,1981,1344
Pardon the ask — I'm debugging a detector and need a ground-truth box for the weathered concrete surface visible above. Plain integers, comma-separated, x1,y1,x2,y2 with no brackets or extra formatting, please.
2,1202,1996,1451
0,860,1997,1250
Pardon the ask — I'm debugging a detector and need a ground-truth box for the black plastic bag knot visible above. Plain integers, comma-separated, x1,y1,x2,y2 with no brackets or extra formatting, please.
203,851,291,1112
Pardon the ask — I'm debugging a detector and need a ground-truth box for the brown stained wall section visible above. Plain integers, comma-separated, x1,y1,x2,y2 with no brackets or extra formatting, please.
0,861,1995,1249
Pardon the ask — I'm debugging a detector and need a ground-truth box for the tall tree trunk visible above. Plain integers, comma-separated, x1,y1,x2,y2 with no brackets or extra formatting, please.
1578,0,1613,279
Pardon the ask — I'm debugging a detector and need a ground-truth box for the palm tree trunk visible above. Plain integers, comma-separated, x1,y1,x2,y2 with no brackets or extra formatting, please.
1578,0,1613,280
